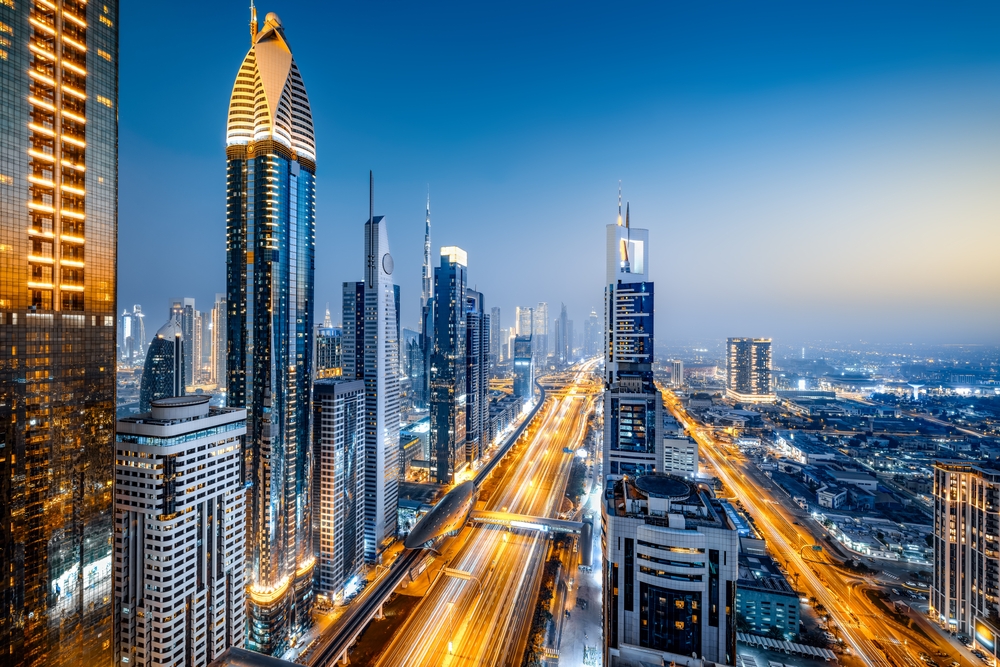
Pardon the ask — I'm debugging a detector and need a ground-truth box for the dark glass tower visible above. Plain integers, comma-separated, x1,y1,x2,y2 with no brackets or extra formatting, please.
225,10,317,655
429,247,468,484
138,320,185,412
0,2,118,665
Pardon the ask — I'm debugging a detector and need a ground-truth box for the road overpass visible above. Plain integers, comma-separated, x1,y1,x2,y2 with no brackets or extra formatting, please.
469,510,584,534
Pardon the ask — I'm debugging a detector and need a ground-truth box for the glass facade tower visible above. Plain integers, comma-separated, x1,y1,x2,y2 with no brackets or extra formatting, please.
224,10,317,655
0,2,119,665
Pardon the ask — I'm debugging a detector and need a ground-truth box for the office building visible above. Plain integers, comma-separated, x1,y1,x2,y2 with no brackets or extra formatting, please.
114,397,247,667
341,281,364,381
466,289,490,463
490,306,501,370
0,2,119,662
211,293,227,387
119,305,147,366
315,324,343,379
671,359,685,387
312,380,366,601
534,302,548,366
603,474,738,667
429,247,469,483
555,302,572,367
516,305,533,337
358,175,401,559
663,435,698,478
726,338,775,403
931,461,1000,639
177,297,197,387
139,320,185,413
225,9,317,653
584,308,600,358
513,335,534,403
603,197,661,480
736,553,800,640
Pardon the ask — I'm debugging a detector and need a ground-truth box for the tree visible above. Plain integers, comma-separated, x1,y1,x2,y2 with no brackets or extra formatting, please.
766,626,786,641
736,613,752,633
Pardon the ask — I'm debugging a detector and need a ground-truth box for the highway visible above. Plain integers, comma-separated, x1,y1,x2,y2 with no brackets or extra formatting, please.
661,390,962,667
373,362,602,666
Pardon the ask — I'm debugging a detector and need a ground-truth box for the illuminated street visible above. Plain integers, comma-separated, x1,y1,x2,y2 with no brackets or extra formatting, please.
660,388,967,667
373,363,601,666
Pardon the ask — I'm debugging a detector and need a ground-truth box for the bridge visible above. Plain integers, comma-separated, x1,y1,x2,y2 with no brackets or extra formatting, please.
306,382,547,667
469,510,583,534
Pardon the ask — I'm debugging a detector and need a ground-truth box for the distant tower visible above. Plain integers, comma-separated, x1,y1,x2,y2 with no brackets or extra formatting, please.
421,192,432,333
909,384,925,401
139,321,185,413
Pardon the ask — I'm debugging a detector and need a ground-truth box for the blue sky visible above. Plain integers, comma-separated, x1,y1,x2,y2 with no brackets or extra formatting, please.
119,1,1000,344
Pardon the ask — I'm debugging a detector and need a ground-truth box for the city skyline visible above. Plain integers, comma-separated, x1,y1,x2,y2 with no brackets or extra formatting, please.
117,2,1000,345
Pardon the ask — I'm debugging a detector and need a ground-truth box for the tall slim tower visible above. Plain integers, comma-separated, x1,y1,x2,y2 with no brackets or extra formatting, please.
0,2,119,665
420,193,432,332
225,9,317,655
362,173,401,559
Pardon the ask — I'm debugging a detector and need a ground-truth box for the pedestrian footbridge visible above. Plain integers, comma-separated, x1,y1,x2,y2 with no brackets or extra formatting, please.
469,510,584,534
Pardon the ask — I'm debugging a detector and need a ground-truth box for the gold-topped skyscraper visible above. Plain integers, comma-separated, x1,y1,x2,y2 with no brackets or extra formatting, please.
0,1,119,666
225,8,317,655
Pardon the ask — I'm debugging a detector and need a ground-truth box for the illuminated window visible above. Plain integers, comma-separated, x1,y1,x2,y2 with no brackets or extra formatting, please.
100,15,113,27
98,48,112,61
97,95,113,108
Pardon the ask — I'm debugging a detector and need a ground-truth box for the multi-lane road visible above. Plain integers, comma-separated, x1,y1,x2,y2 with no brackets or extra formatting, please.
660,389,963,667
373,364,601,666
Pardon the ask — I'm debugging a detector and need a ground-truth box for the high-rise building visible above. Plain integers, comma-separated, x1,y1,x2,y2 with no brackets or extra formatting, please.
671,359,685,387
584,308,600,358
0,3,119,661
931,461,1000,637
465,289,490,463
604,475,738,666
420,194,432,332
489,306,501,371
429,246,468,484
224,9,317,654
178,297,197,388
603,197,660,480
114,396,247,667
726,338,774,403
533,302,548,367
513,335,534,403
315,325,343,378
341,281,365,381
211,293,227,387
555,302,572,367
139,320,185,413
361,175,401,559
515,305,533,337
119,304,147,366
312,380,366,601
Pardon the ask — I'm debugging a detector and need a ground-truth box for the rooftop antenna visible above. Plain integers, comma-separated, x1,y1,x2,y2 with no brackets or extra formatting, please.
250,0,258,43
369,170,374,224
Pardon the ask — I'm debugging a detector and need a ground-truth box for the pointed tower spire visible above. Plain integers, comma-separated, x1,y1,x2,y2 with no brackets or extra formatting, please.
420,186,433,330
625,201,630,229
250,0,258,44
617,181,623,226
369,170,374,224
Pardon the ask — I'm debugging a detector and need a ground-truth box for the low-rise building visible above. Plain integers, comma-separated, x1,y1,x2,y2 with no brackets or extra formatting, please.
736,553,800,640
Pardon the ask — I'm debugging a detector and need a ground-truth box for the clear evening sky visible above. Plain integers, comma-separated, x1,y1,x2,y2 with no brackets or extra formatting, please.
119,1,1000,345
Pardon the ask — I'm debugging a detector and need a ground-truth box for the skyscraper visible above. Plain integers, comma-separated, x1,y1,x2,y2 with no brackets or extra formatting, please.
114,397,247,667
726,337,774,403
139,320,185,413
533,302,548,367
465,289,490,463
0,2,119,663
179,297,197,388
429,246,468,484
515,305,533,337
489,306,501,370
361,174,400,559
931,461,1000,636
211,293,227,388
224,9,317,654
118,304,146,366
312,380,366,601
602,197,661,480
554,302,571,366
420,193,432,332
513,335,534,403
